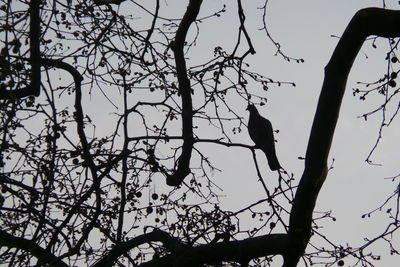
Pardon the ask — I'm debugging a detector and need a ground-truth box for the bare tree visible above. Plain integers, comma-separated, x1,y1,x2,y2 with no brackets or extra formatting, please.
0,1,400,266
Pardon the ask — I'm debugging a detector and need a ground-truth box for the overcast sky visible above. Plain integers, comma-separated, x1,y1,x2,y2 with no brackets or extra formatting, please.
29,0,400,265
170,0,400,266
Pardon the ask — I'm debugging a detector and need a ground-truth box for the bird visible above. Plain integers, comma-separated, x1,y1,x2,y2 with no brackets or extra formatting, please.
246,104,281,171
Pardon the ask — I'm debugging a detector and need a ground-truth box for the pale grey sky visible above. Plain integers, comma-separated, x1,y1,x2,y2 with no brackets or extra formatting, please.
181,0,400,266
81,0,400,265
9,0,398,266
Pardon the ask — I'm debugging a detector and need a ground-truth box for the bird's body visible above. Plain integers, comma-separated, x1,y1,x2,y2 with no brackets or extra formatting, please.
247,104,281,171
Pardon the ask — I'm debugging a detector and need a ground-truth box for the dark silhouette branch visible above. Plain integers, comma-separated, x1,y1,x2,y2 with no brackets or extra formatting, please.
235,0,256,56
92,229,187,267
40,59,103,258
0,0,41,99
138,233,287,267
29,0,41,97
166,0,203,186
0,229,69,267
141,0,160,59
93,0,126,5
284,8,400,267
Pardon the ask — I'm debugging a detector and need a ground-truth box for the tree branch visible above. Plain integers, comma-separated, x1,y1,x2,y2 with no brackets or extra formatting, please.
92,229,187,267
40,59,102,257
284,8,400,267
0,0,41,99
93,0,126,5
29,0,41,96
0,229,68,267
138,233,287,267
166,0,203,186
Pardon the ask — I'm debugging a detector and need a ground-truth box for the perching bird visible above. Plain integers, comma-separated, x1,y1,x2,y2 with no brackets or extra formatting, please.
247,104,281,171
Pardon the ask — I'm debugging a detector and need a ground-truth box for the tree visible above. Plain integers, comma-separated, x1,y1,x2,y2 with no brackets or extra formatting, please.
1,0,400,266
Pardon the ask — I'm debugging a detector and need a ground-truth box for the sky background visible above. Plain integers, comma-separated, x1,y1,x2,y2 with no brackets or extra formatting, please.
165,0,400,266
26,0,400,265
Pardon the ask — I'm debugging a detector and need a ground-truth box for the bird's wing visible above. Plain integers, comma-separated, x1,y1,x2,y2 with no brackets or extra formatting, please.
249,113,274,149
248,109,281,170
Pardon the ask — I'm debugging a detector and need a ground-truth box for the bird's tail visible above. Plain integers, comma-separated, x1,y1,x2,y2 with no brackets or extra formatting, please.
265,151,281,171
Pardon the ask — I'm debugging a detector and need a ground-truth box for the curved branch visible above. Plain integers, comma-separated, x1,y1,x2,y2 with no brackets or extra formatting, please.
166,0,203,186
0,230,68,267
284,8,400,267
92,229,186,267
138,233,287,267
93,222,286,266
41,59,102,257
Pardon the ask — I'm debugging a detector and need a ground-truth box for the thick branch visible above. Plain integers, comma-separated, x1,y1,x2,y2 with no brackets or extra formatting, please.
92,229,186,267
0,230,68,267
166,0,203,186
139,233,287,267
284,8,400,267
94,230,286,266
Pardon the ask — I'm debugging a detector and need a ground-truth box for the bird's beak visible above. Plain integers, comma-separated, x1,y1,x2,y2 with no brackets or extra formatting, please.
246,106,249,111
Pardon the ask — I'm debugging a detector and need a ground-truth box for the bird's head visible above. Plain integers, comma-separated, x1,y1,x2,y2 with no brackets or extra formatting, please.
246,104,257,113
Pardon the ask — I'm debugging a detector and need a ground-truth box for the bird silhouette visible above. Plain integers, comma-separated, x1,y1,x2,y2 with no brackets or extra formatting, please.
247,104,281,171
